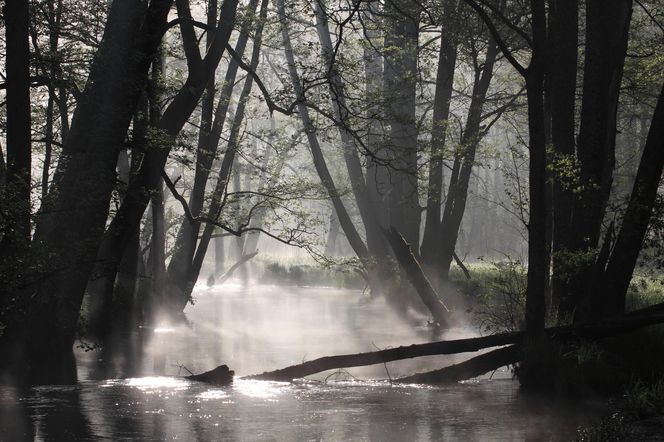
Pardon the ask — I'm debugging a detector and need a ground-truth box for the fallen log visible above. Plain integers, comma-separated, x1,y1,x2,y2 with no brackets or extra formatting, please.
382,226,451,327
395,345,521,385
207,251,258,286
245,310,664,382
186,364,235,385
246,333,520,381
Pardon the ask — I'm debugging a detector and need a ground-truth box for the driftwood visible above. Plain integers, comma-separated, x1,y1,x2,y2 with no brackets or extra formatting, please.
244,307,664,383
382,226,451,327
187,364,235,385
207,251,258,286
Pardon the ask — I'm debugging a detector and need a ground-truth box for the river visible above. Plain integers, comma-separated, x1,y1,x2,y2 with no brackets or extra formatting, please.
0,284,600,440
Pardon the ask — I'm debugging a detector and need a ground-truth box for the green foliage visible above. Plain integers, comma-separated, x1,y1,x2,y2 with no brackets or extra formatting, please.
624,377,664,419
256,256,365,289
575,412,627,442
454,259,527,333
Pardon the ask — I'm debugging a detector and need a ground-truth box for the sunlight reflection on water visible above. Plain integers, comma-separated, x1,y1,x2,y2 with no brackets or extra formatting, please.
0,285,604,441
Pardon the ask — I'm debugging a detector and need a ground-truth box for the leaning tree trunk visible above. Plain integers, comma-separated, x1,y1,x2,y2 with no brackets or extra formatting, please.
599,83,664,316
246,305,664,382
91,0,240,315
166,0,256,295
22,0,172,383
438,34,498,281
173,0,269,310
277,0,369,264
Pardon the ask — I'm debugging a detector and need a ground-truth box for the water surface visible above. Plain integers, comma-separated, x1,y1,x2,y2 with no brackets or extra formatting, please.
1,284,598,440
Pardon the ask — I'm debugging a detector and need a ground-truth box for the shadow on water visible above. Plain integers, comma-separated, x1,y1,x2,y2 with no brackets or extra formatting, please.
0,284,604,441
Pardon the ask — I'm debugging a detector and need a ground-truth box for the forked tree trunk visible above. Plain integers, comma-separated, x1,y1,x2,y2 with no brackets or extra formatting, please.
421,0,459,267
563,0,633,319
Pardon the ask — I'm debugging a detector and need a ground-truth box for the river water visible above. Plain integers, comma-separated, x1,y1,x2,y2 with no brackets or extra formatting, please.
1,284,599,441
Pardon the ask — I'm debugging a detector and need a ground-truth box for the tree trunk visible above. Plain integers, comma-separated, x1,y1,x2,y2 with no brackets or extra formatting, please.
382,227,451,327
600,83,664,316
395,345,521,385
362,6,390,234
383,1,421,249
438,34,498,280
421,0,459,267
314,3,389,258
548,0,578,313
0,0,32,282
92,0,240,315
277,0,369,264
524,1,548,340
178,0,268,309
324,211,340,257
23,0,172,382
564,0,633,319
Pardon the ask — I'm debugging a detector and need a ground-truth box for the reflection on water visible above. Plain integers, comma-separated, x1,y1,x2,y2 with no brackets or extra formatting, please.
0,284,599,440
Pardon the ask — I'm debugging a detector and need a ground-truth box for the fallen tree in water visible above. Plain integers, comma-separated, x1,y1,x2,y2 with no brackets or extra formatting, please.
240,305,664,383
186,304,664,386
207,251,258,286
395,345,521,385
382,226,451,328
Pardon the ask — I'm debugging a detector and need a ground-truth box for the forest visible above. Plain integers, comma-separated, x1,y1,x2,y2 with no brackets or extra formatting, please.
1,0,664,439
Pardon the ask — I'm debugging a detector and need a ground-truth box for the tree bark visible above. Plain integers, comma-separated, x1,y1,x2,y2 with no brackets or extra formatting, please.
395,345,521,385
277,0,369,263
438,34,498,280
383,1,421,249
382,227,451,327
23,0,173,381
548,0,578,313
600,83,664,316
524,0,548,339
180,0,268,309
92,0,240,314
421,1,459,266
1,0,32,276
564,0,633,319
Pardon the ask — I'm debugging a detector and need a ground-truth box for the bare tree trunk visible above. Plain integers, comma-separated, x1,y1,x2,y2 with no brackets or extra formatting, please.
362,6,390,233
438,34,498,280
0,0,32,279
23,0,172,382
564,0,632,320
383,1,421,250
180,0,269,309
395,345,521,385
600,84,664,316
421,1,459,267
277,0,369,264
314,3,388,258
93,0,240,314
548,0,578,313
382,227,451,327
246,306,664,383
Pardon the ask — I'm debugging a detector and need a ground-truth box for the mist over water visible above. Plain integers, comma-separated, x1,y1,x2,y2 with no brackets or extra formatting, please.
1,283,600,440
